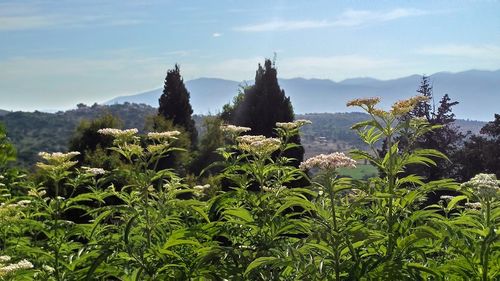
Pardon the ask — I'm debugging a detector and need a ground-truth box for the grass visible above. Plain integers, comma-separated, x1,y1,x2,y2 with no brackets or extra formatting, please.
338,164,378,180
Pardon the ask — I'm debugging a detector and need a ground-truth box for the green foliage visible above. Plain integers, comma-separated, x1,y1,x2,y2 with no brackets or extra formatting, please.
0,97,499,280
221,59,304,165
189,116,224,176
68,113,123,169
403,76,464,181
144,115,192,175
456,114,500,181
0,123,15,168
0,103,156,167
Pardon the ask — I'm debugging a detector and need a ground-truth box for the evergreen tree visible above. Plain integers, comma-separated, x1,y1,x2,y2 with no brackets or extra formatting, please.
456,114,500,181
221,59,304,165
158,64,197,146
407,77,463,181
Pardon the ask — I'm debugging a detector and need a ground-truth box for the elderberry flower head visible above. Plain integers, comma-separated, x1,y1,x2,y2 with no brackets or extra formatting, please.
299,152,356,171
461,173,500,201
221,125,251,135
276,119,312,130
236,135,281,157
147,131,181,141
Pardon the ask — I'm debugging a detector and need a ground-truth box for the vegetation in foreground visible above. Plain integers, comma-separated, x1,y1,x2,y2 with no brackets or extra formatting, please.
0,95,499,280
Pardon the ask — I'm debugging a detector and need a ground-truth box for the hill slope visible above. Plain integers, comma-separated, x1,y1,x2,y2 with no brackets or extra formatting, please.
0,104,486,168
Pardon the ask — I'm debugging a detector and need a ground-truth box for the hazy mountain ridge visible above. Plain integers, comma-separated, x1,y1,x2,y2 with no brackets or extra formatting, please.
106,69,500,121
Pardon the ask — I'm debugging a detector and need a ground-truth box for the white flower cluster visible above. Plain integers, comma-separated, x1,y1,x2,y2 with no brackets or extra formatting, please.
236,135,281,156
193,184,210,196
81,166,106,176
440,195,455,201
465,202,482,210
0,200,31,209
38,151,80,162
42,265,55,273
261,186,286,193
275,119,312,130
299,152,356,171
461,173,500,200
0,256,11,263
28,189,46,198
147,130,181,140
0,258,33,276
221,125,251,134
36,151,80,172
97,128,138,138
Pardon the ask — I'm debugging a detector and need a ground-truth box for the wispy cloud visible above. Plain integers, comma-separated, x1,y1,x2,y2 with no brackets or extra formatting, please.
212,32,223,37
234,8,428,32
0,2,144,31
417,44,500,59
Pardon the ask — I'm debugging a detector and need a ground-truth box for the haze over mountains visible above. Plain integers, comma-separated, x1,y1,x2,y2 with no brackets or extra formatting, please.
106,69,500,121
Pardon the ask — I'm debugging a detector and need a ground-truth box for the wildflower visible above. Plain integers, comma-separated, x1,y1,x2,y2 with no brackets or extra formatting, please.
0,256,11,262
192,184,210,196
42,265,55,273
221,125,251,134
465,202,482,210
346,97,380,107
0,259,33,275
81,166,106,176
261,186,286,192
16,200,31,207
38,151,80,163
390,95,429,116
123,143,144,155
461,173,500,200
440,195,455,201
299,152,356,171
146,143,168,154
236,136,281,157
147,131,181,140
276,119,312,130
236,135,266,144
371,108,388,117
36,151,80,173
97,128,138,137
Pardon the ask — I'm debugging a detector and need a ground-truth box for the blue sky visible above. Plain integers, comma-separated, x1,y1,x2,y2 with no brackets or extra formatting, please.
0,0,499,111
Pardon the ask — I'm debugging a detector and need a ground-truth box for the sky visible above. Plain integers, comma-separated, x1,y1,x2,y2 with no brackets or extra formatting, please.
0,0,499,111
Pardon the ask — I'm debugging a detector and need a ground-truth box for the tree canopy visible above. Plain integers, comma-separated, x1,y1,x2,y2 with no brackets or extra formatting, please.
158,64,198,146
221,59,304,165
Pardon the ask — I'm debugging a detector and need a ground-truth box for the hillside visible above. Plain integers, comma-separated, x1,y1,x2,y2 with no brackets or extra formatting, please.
106,69,500,121
0,103,487,168
0,103,156,167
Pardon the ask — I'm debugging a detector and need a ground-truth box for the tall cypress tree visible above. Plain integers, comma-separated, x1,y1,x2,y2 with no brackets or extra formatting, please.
158,64,197,146
222,59,304,165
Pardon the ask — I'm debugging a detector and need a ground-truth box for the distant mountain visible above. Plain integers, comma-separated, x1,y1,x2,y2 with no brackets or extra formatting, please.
106,69,500,121
107,78,241,115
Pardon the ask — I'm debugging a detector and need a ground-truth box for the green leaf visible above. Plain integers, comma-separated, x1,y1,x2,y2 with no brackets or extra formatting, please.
224,208,254,222
446,195,467,211
85,250,112,281
406,263,441,278
244,257,278,276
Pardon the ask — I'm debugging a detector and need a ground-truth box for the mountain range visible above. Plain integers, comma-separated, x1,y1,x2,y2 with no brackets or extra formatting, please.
106,69,500,121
